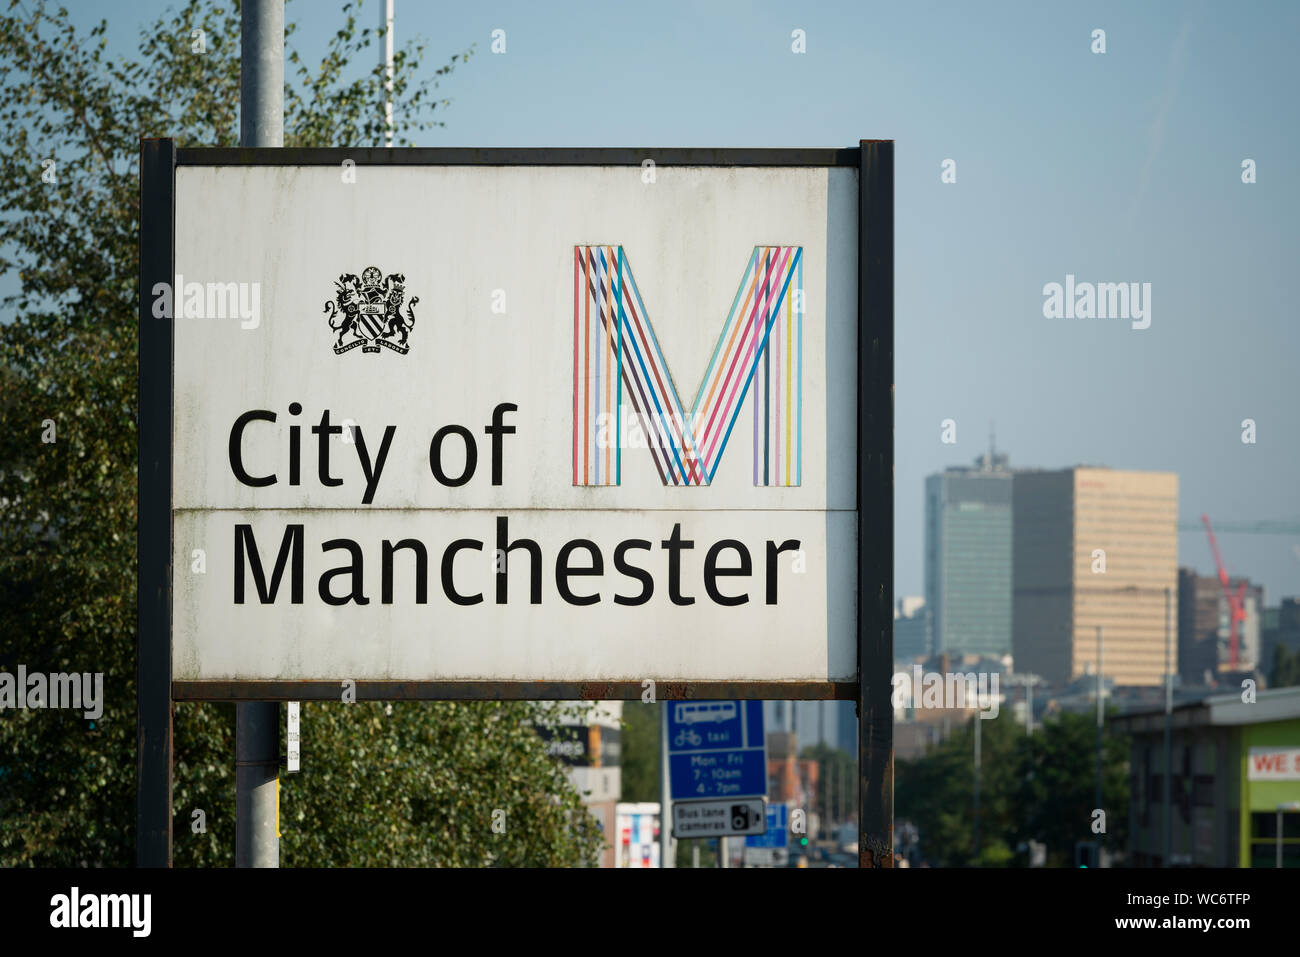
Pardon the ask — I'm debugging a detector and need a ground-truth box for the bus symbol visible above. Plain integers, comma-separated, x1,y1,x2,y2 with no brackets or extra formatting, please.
674,701,737,725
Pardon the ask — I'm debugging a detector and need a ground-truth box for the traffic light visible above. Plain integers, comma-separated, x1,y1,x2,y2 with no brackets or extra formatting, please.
800,836,809,846
1074,841,1099,868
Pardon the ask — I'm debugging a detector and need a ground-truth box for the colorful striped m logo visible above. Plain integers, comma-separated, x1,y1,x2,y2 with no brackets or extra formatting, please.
573,245,803,487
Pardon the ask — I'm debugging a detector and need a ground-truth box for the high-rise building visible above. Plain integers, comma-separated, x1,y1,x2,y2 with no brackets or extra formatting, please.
1179,568,1222,683
924,442,1013,658
1179,569,1264,680
1012,467,1178,686
894,595,931,663
1262,598,1300,681
764,700,856,755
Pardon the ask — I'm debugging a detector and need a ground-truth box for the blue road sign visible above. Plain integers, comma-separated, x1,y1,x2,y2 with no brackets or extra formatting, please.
667,700,766,801
745,803,789,848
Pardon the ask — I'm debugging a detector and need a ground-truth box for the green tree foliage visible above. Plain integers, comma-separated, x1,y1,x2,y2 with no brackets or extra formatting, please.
0,0,602,867
1009,710,1129,867
895,710,1128,867
895,713,1022,867
276,701,603,868
618,701,659,802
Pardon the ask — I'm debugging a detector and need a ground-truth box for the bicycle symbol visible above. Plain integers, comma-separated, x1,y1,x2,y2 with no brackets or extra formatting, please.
674,728,702,748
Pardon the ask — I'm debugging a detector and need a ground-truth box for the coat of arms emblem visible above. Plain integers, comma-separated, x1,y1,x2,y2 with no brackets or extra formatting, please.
324,266,418,355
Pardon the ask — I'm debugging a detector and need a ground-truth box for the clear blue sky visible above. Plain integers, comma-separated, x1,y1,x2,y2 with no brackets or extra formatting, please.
45,0,1300,602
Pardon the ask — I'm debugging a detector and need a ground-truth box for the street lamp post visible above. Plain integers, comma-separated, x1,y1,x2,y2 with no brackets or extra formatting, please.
1096,625,1104,834
1164,586,1173,868
381,0,394,146
1027,677,1034,735
1275,802,1299,867
1082,580,1176,867
973,712,981,865
1279,807,1285,869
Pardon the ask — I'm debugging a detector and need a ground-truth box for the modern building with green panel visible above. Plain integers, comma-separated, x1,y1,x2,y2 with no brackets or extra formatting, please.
1113,687,1300,867
924,445,1013,658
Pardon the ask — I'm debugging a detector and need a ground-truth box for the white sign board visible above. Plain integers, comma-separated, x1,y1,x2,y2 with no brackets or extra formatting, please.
165,156,858,686
672,797,767,838
1248,746,1300,780
286,700,300,772
743,846,789,868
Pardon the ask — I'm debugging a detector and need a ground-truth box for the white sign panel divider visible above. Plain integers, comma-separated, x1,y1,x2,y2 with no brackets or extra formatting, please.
137,143,894,868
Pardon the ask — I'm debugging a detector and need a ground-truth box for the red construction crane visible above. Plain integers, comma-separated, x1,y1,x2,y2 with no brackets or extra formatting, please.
1201,513,1248,669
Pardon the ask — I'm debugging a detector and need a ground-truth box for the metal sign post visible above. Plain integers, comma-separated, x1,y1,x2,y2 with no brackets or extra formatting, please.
658,705,672,869
234,0,283,870
136,136,175,868
857,140,895,869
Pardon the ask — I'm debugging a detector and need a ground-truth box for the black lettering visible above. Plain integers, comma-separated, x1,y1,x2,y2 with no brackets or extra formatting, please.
319,538,369,605
495,516,541,604
381,539,427,604
484,403,517,486
556,539,602,605
661,523,695,606
429,425,477,487
287,401,302,485
765,539,801,604
288,428,301,484
354,424,397,504
704,539,751,605
312,409,344,487
613,540,654,606
234,523,303,603
441,539,484,605
228,410,277,487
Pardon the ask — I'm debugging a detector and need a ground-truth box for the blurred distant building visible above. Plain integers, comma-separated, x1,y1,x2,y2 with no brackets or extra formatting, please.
924,441,1013,658
1112,687,1300,867
764,700,856,755
1263,598,1300,682
1232,581,1265,674
1013,467,1178,687
895,719,947,761
1179,568,1221,683
1180,568,1265,681
766,700,792,734
894,595,931,663
766,730,803,805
